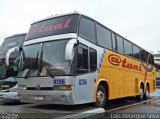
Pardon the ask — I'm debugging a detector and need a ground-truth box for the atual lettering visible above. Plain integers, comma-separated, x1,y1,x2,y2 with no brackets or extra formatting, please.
108,54,142,71
28,18,72,36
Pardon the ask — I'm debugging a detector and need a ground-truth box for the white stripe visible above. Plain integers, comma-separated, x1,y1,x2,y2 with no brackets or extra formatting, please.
55,108,105,119
23,33,77,46
106,97,157,112
56,98,157,119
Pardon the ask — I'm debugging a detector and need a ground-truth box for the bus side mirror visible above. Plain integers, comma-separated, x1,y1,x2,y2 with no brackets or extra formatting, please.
65,39,78,60
5,47,22,66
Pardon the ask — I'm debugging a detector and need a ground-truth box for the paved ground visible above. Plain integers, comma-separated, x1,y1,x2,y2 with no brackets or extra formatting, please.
0,88,159,119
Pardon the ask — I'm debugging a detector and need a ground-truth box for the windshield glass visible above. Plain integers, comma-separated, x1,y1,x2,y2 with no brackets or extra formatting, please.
40,40,71,76
26,14,79,41
19,39,74,78
0,35,25,55
19,43,41,77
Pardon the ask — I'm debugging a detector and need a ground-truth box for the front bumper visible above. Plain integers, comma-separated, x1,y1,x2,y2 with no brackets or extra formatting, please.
0,92,19,102
18,90,75,105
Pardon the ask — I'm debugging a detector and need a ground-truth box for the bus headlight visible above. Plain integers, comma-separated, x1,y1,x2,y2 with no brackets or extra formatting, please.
53,85,72,91
18,85,26,90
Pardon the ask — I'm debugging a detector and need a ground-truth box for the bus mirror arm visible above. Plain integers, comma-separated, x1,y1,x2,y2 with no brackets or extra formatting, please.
65,39,78,60
5,46,22,66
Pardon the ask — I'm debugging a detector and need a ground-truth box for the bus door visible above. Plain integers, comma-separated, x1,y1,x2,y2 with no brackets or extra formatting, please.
75,44,97,103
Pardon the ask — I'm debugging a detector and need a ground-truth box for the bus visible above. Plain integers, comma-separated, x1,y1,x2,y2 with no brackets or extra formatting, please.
0,33,26,102
17,12,156,108
0,33,26,79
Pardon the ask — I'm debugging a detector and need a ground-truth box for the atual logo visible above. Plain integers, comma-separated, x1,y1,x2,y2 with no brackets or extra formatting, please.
108,54,141,71
108,54,121,66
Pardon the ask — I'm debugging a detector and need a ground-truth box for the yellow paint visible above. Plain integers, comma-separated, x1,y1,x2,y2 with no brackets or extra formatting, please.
94,50,156,102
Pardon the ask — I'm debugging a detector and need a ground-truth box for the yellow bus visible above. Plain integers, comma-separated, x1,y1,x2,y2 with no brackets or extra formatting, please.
17,12,156,108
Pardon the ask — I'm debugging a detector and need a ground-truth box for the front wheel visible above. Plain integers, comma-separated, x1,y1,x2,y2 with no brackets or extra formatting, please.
95,85,107,108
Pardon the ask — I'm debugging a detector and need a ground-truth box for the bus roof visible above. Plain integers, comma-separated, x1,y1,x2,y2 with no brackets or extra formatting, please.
30,11,152,55
4,33,27,40
31,11,81,25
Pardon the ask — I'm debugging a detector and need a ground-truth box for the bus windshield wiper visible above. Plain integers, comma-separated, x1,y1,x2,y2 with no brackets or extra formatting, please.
20,69,30,78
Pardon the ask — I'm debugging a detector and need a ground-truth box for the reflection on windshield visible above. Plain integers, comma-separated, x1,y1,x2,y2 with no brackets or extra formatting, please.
40,40,71,76
19,39,74,78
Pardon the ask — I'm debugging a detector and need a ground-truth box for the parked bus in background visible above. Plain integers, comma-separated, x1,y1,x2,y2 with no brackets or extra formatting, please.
0,33,26,102
17,12,156,108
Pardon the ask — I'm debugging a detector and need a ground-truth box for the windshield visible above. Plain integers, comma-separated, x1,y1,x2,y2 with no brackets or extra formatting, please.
0,35,25,55
19,39,74,78
26,14,79,41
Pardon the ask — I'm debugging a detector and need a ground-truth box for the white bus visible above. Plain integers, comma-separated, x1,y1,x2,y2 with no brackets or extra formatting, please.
17,12,156,108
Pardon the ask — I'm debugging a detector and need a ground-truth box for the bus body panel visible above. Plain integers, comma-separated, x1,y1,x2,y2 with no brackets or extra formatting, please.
95,49,156,100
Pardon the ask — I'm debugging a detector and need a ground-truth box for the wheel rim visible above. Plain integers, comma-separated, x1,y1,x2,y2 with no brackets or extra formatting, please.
146,86,149,96
140,86,144,99
97,90,105,105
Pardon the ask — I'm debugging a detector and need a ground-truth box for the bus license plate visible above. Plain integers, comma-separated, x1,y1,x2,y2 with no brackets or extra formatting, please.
35,96,44,101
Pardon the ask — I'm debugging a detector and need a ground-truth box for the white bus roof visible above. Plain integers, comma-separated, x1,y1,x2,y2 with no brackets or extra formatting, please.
31,11,82,25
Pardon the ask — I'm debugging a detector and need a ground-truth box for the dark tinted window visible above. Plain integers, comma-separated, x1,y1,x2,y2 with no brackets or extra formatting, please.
96,24,112,49
140,49,146,62
133,45,140,60
146,52,154,65
90,48,97,71
146,52,149,62
77,44,88,74
21,43,42,77
26,14,79,40
124,40,133,57
79,17,96,43
112,33,124,54
112,33,118,51
150,55,154,65
117,36,124,54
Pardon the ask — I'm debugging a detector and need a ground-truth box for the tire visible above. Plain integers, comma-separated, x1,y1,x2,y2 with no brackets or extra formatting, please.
136,84,144,101
95,85,107,108
144,85,149,99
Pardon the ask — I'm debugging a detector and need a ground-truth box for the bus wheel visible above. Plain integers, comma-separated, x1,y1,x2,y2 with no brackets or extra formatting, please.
144,85,149,99
136,84,144,101
96,85,107,108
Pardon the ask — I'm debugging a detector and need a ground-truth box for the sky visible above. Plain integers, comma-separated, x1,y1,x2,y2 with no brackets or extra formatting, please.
0,0,160,53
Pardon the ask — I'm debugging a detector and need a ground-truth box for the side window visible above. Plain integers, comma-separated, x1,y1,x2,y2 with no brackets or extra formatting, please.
151,55,154,65
79,17,96,44
112,33,118,51
90,48,97,71
146,52,149,62
140,49,146,62
147,52,154,65
96,24,112,49
112,33,124,54
117,36,124,54
124,40,133,57
77,44,88,74
133,45,141,60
